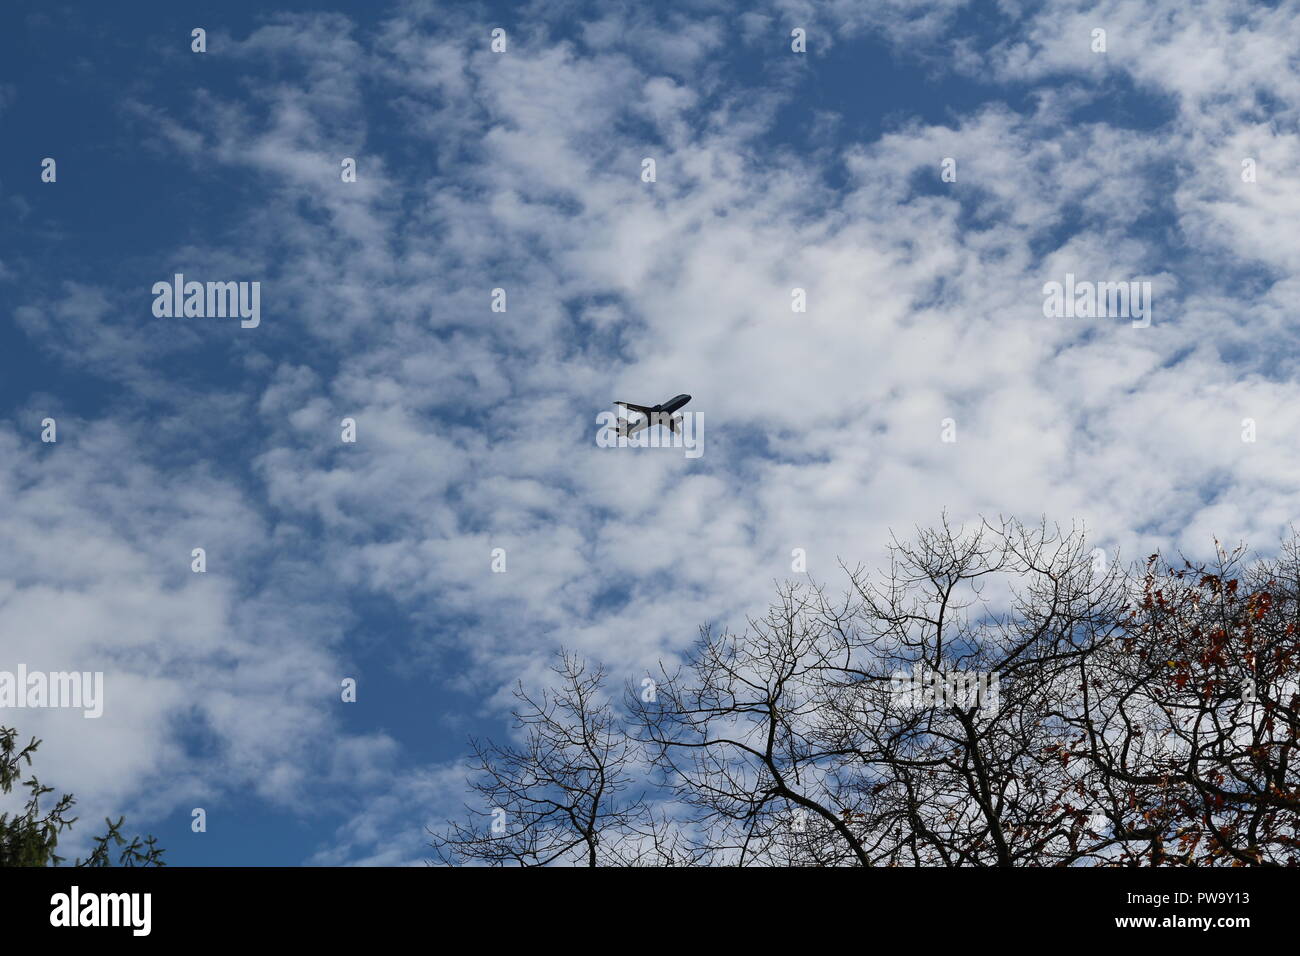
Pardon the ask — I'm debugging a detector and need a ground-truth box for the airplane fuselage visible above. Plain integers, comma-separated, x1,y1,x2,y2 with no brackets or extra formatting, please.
612,394,692,436
653,394,691,415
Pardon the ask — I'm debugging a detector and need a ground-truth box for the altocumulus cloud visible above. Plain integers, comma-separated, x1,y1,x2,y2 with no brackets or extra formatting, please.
7,0,1300,863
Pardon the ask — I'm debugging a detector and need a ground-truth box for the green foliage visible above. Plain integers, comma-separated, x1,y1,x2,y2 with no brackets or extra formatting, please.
0,726,164,867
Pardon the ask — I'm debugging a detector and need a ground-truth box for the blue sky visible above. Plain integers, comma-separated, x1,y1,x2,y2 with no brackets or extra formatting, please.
2,0,1300,865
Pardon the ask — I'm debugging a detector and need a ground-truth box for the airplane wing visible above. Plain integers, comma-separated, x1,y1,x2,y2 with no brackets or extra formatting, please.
614,401,655,416
617,417,650,437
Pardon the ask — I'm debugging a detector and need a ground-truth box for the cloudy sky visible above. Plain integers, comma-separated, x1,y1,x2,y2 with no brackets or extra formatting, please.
1,0,1298,865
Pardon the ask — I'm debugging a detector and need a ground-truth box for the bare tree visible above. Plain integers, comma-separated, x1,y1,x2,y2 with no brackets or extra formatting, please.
430,652,703,866
438,516,1300,866
634,516,1133,866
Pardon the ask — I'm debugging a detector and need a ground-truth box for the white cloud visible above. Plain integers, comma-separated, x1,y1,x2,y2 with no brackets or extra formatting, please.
10,0,1300,862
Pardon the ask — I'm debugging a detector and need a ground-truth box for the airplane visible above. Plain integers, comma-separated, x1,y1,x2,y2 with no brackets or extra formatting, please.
613,393,691,436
